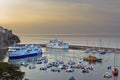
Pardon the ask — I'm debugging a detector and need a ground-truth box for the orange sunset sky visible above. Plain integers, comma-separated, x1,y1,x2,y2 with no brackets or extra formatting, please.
0,0,120,35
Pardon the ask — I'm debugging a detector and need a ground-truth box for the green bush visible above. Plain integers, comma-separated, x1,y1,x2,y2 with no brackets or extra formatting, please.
0,62,25,79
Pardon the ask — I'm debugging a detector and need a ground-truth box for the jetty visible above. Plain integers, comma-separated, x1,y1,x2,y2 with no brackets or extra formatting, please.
35,44,119,51
13,43,120,52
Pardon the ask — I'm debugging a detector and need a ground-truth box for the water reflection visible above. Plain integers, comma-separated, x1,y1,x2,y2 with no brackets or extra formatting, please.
8,54,42,65
6,49,120,80
46,48,69,54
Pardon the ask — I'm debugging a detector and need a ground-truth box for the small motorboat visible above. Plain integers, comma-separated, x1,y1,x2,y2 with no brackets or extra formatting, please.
66,68,74,72
61,64,69,70
71,64,81,69
98,49,106,54
84,48,91,53
68,76,76,80
104,72,112,78
115,50,120,54
82,68,89,73
68,60,75,65
46,63,53,68
112,68,119,76
37,61,42,64
20,62,29,67
44,59,48,63
55,60,64,64
107,50,113,53
40,66,47,70
29,64,36,69
86,64,94,70
91,50,98,54
51,67,61,72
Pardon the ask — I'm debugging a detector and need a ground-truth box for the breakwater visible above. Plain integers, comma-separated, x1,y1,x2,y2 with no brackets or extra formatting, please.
12,43,120,51
38,44,119,51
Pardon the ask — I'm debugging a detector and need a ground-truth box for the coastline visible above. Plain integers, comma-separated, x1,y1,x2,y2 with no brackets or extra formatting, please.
0,47,8,61
0,47,8,53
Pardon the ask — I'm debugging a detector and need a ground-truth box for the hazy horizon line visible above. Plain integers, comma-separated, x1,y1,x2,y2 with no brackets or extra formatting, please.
17,33,120,37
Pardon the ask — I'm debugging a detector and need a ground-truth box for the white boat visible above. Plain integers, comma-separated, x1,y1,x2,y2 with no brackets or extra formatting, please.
84,48,91,53
66,68,74,72
7,44,42,59
115,50,120,54
29,64,36,69
46,39,69,49
104,72,112,78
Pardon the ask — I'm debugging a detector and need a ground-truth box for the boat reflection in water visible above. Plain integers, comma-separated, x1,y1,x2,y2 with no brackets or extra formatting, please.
45,48,69,61
8,54,42,67
83,55,102,64
46,48,69,53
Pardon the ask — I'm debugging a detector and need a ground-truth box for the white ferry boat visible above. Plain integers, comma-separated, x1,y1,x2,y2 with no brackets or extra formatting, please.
46,39,69,49
7,44,42,59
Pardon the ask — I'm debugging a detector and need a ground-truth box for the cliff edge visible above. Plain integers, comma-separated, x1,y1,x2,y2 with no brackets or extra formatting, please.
0,26,20,47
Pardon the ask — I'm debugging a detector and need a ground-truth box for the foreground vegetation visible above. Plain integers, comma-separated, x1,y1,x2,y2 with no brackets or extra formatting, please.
0,62,25,80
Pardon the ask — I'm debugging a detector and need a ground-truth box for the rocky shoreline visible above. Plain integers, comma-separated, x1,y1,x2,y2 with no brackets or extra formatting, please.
0,26,20,61
0,26,20,47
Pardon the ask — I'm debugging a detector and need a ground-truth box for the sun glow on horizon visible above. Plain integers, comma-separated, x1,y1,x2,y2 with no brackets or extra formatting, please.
0,0,96,25
0,0,120,35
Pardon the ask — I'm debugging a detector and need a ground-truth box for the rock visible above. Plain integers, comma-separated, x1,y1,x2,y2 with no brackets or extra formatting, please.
0,26,20,47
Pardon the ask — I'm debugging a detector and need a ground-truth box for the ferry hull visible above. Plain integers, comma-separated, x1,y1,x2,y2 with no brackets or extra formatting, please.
46,46,69,49
9,52,42,59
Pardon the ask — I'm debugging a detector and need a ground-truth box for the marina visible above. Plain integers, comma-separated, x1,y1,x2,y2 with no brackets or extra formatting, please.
5,47,120,80
1,0,120,80
1,35,120,80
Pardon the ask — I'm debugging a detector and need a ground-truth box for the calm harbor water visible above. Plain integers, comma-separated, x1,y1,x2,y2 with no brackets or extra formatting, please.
5,48,120,80
3,35,120,80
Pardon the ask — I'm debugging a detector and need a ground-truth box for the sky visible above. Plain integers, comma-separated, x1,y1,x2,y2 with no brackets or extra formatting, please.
0,0,120,35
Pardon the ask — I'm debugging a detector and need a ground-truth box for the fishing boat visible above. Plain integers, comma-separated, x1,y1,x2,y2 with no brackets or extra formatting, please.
112,68,119,76
83,55,102,62
7,44,42,59
46,39,69,49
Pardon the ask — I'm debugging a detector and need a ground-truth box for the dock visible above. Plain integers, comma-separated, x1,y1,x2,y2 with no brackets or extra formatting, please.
14,43,120,51
38,44,119,51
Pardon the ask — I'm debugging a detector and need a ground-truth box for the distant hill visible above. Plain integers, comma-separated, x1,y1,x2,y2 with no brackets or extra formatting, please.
0,26,20,47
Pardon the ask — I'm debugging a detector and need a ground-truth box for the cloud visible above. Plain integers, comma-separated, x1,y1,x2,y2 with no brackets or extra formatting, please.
1,0,120,35
0,1,93,24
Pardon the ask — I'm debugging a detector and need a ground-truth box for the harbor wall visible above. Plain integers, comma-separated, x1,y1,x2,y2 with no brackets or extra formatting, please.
33,44,119,51
8,43,120,51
